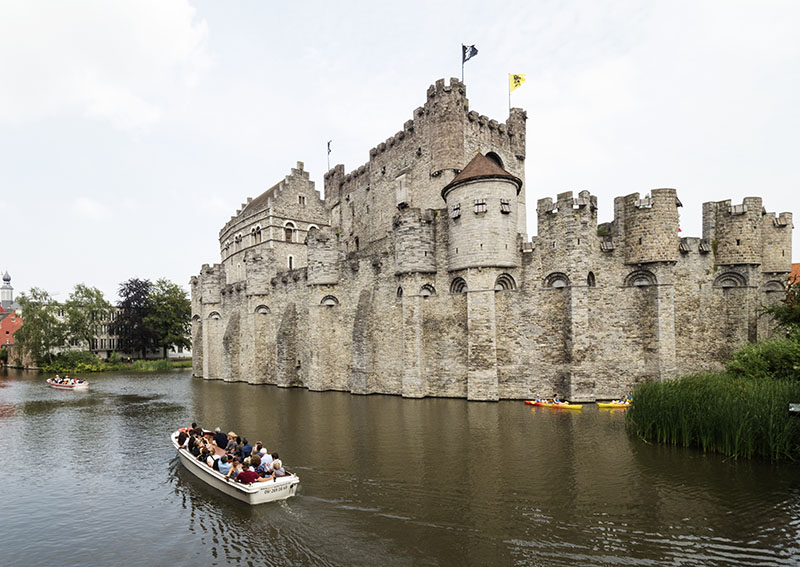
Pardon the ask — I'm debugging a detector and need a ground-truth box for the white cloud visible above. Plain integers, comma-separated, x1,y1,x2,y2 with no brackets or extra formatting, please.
72,196,112,220
0,0,210,131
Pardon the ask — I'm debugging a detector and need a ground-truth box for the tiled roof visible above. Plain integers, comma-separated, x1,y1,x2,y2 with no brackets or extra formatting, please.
441,153,522,199
791,263,800,283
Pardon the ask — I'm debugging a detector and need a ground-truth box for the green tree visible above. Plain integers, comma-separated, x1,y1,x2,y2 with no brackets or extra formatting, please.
63,284,112,350
145,279,191,358
110,278,154,359
13,288,67,365
763,278,800,338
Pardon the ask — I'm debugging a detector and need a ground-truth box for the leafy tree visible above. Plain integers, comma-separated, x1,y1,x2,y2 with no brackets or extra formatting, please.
110,278,154,359
763,278,800,338
63,284,112,350
145,279,191,358
13,288,67,364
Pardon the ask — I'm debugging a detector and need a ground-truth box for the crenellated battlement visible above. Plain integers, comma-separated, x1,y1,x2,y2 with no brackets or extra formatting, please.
191,75,794,401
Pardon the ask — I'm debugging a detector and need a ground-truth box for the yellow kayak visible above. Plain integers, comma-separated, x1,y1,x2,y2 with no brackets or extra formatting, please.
597,401,630,409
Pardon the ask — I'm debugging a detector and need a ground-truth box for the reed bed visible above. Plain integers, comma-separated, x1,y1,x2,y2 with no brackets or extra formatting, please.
626,372,800,460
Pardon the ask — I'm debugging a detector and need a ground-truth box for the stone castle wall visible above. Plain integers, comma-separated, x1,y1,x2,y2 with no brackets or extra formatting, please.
190,79,793,401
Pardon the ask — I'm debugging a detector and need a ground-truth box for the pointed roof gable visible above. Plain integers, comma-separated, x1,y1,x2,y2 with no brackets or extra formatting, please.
441,152,522,199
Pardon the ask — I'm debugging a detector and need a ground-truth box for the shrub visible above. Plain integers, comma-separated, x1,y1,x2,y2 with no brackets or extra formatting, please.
726,339,800,381
41,350,107,374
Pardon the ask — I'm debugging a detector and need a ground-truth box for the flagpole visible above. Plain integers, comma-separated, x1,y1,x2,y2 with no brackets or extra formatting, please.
508,74,511,113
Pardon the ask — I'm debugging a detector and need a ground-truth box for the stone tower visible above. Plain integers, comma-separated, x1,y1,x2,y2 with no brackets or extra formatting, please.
441,153,522,401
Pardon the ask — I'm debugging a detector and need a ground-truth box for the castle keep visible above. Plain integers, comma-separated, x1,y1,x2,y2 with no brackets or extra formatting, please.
191,78,793,401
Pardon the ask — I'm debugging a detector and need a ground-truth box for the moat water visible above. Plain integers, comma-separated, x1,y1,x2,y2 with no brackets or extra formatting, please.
1,368,799,567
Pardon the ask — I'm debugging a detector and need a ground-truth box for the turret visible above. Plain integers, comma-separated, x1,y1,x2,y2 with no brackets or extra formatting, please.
393,208,436,274
703,198,762,265
761,211,793,273
442,153,521,271
536,190,598,275
616,189,681,265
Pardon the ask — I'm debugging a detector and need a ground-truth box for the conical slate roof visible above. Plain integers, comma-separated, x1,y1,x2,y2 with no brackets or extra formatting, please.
441,153,522,199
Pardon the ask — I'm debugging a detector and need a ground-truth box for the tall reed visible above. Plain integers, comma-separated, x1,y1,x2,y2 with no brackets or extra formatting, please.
626,372,800,460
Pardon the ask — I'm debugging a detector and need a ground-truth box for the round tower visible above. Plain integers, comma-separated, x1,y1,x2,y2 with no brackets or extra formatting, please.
393,208,436,274
441,153,522,271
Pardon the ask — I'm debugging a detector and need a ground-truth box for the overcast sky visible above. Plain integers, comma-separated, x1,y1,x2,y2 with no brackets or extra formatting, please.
1,0,798,302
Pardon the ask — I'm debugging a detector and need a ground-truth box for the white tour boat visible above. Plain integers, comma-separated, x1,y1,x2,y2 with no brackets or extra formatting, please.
171,430,300,505
46,378,89,390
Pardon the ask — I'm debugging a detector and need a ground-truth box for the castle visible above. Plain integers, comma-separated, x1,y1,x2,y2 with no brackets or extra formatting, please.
190,78,793,401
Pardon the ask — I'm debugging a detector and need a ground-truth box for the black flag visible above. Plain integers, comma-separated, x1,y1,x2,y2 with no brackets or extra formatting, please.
462,44,478,63
327,140,332,155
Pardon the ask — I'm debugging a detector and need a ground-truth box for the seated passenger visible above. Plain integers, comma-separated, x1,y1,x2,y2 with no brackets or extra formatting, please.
212,427,228,450
226,458,242,481
270,459,286,480
225,432,238,453
237,466,261,484
239,438,252,461
217,454,232,475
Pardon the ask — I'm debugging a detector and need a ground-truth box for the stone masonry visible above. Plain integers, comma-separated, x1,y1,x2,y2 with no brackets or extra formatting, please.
191,78,794,401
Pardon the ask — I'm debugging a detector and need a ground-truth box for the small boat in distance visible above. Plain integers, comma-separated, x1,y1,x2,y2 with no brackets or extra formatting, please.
525,400,583,410
46,377,89,390
597,401,631,409
171,430,300,505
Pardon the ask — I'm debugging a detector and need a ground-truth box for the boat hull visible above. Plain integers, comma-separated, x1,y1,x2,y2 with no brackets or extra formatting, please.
525,400,583,410
171,431,299,505
597,402,630,409
46,379,88,390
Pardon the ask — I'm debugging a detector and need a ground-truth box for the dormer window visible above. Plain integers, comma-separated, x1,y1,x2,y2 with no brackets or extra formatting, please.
450,203,461,219
500,199,511,214
474,199,487,214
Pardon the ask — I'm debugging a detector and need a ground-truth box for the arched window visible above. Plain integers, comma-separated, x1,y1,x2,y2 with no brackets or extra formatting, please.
544,272,570,288
624,269,657,287
284,222,295,242
234,234,242,251
254,305,270,315
420,284,436,297
587,272,596,287
713,272,747,288
251,225,262,245
208,312,221,320
494,273,516,291
320,295,339,306
450,277,467,294
288,255,294,270
191,314,201,322
396,286,403,299
764,280,785,293
486,151,504,169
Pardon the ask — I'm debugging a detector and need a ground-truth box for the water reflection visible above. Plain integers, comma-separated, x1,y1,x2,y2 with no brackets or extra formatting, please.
1,370,799,566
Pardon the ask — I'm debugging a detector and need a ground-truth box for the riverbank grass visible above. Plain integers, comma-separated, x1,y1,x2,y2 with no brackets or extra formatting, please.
627,371,800,460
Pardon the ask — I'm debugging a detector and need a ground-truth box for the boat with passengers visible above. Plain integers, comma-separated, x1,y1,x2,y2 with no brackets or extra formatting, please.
46,376,89,390
171,429,300,505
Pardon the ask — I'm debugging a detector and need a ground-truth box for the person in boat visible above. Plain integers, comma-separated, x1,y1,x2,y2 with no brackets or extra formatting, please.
239,438,252,461
212,427,227,449
225,432,238,453
177,429,189,449
534,396,542,403
255,448,273,476
270,459,286,480
217,454,232,476
225,458,242,481
552,394,561,403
